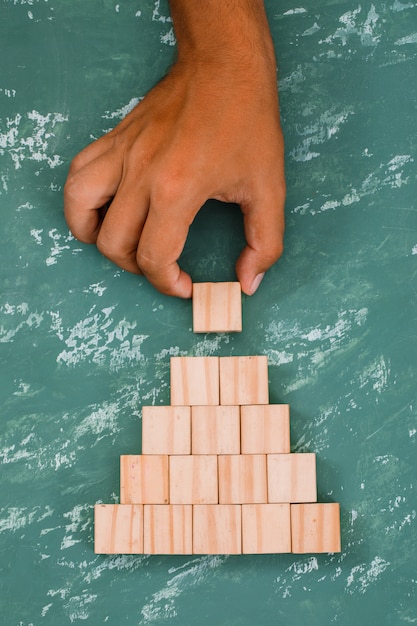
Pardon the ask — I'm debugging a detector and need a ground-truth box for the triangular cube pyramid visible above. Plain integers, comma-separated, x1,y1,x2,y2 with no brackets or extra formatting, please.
95,354,341,555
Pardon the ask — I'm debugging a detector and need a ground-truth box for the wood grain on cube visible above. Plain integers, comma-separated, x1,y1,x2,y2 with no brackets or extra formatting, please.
191,405,240,454
219,356,269,405
143,505,192,554
192,282,242,333
94,504,143,554
242,504,291,554
169,455,218,504
193,505,242,554
291,503,341,553
241,404,290,454
142,405,191,455
120,455,169,504
267,453,317,503
170,356,220,406
218,454,267,504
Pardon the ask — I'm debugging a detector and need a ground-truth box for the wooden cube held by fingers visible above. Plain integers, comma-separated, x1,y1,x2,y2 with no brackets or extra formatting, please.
192,282,242,333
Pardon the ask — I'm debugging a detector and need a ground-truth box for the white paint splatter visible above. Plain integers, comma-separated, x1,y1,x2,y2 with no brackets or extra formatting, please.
287,557,319,576
0,87,17,98
374,454,396,465
30,228,43,245
302,22,321,37
265,349,294,366
102,97,142,120
61,504,91,552
83,282,107,297
320,5,381,48
283,7,308,15
346,556,390,594
0,302,43,343
290,106,354,162
41,604,53,617
152,0,172,23
392,0,416,10
139,556,225,624
45,228,72,266
55,305,149,369
395,31,417,45
359,355,390,394
0,110,68,169
73,402,121,442
0,505,54,533
161,27,176,46
301,154,414,216
65,592,97,623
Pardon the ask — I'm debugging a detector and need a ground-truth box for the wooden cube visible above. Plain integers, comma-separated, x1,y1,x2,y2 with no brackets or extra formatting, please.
120,455,169,504
267,453,317,503
192,282,242,333
219,356,269,405
170,455,218,504
142,405,191,455
94,504,143,554
291,503,341,553
191,405,240,454
218,454,267,504
241,405,290,454
170,356,219,406
143,505,192,554
193,505,242,554
242,504,291,554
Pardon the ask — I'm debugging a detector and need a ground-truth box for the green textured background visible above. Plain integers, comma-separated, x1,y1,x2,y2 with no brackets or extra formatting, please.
1,1,417,624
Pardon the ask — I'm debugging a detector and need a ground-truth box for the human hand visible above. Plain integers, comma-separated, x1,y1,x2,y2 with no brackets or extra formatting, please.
64,1,285,298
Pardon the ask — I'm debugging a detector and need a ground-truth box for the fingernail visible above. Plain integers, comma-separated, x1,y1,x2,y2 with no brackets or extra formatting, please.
249,272,265,295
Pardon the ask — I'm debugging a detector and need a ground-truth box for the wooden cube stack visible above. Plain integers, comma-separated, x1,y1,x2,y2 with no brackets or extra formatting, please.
95,354,341,555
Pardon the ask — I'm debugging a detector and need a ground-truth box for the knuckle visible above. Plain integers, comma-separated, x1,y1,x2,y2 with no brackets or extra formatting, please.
96,231,119,261
136,250,156,275
63,173,81,205
67,153,85,176
96,233,140,275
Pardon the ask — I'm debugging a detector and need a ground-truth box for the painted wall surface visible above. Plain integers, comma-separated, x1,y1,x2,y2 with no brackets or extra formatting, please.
1,1,416,624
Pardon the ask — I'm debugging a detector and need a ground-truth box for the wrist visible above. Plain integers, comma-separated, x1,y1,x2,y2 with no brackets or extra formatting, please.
169,0,276,74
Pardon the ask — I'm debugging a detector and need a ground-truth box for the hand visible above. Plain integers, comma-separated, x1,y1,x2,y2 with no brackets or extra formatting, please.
64,1,285,298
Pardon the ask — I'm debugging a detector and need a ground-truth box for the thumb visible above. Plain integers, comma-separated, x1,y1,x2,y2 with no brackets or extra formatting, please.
236,192,285,295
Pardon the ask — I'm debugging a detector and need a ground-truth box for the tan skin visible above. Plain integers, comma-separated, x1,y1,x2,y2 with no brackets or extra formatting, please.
64,0,285,298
